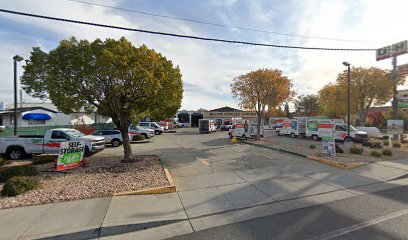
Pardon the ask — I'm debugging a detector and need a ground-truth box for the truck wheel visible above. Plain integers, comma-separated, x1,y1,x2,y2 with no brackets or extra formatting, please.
84,147,91,157
312,135,319,141
291,133,296,138
242,135,247,140
142,133,148,139
155,130,161,135
276,131,281,136
7,147,25,160
111,139,121,147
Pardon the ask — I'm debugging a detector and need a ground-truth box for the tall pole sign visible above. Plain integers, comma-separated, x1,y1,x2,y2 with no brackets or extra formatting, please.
376,40,408,119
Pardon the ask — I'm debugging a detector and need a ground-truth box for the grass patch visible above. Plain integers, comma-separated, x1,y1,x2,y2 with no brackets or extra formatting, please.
132,134,145,141
382,149,393,156
1,176,39,197
0,165,38,182
370,150,382,157
362,141,373,147
370,141,383,149
350,146,364,154
392,141,401,148
309,144,316,149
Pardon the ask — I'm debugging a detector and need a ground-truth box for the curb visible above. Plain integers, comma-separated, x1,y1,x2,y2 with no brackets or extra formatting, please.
113,160,176,196
240,140,366,170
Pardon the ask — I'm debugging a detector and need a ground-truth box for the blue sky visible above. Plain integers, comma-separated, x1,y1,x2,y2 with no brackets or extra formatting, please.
1,0,408,111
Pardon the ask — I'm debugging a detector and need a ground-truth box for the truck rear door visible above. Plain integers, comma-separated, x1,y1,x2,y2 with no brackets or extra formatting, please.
43,130,68,153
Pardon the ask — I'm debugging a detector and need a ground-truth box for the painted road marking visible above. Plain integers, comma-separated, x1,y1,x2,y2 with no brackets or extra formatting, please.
310,208,408,240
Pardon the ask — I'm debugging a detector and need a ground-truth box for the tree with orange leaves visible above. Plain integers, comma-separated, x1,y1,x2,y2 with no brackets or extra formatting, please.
231,68,293,140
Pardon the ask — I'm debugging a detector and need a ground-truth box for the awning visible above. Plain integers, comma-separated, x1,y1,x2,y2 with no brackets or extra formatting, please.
22,113,52,120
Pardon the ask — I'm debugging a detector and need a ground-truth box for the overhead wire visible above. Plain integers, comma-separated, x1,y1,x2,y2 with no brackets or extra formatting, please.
67,0,384,44
0,8,377,51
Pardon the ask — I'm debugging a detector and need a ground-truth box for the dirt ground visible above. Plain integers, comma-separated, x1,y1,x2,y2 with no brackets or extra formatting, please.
0,155,169,209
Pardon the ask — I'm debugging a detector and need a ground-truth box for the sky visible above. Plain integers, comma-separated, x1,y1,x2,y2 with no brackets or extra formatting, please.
1,0,408,111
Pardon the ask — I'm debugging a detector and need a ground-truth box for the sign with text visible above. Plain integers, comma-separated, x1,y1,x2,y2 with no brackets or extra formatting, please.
202,111,257,118
322,139,336,156
376,40,408,61
398,64,408,75
387,120,404,135
57,141,85,171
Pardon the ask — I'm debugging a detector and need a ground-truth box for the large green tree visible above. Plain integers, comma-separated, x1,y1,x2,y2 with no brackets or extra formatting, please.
294,94,321,116
22,37,183,160
231,68,293,140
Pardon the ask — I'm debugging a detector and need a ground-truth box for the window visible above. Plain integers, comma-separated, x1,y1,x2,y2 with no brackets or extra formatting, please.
335,125,345,131
51,131,68,139
92,131,103,136
139,123,149,127
108,130,120,135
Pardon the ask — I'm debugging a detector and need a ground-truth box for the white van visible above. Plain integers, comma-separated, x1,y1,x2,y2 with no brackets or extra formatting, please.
199,119,217,133
229,119,264,139
138,122,165,135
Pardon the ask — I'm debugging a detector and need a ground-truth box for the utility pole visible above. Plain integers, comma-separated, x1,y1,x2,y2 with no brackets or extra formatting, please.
392,56,398,119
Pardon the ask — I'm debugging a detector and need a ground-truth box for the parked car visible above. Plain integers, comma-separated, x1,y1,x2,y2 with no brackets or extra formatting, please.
138,122,164,135
91,130,123,147
0,128,105,160
128,125,155,139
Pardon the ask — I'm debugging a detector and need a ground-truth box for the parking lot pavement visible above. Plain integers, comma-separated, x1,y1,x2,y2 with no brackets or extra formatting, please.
2,128,408,240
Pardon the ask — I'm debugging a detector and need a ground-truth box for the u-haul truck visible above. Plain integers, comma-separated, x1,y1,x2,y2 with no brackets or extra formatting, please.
277,118,306,137
229,119,264,140
307,119,368,142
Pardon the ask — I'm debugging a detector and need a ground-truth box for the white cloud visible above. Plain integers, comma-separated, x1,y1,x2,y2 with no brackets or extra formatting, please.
2,0,408,112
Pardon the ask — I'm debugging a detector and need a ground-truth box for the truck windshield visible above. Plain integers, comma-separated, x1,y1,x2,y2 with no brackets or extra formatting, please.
344,125,357,131
65,130,85,137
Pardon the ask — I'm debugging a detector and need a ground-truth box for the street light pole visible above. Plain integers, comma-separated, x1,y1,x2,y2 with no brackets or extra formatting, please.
13,55,24,136
343,61,351,139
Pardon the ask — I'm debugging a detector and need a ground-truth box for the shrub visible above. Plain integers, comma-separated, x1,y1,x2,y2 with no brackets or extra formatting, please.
0,165,38,182
1,176,39,197
309,144,316,149
370,141,383,149
383,140,389,146
362,141,373,147
335,144,344,153
350,146,364,154
382,149,393,156
132,134,145,141
370,150,382,157
392,141,401,148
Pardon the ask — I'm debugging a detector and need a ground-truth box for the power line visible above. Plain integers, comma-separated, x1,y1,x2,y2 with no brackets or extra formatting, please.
67,0,383,44
0,8,377,51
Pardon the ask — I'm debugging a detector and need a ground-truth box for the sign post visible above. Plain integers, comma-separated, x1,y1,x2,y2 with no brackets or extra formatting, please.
57,141,85,171
318,120,336,156
377,40,408,119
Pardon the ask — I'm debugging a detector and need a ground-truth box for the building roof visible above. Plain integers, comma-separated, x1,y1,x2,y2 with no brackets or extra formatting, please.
210,106,242,112
4,107,58,114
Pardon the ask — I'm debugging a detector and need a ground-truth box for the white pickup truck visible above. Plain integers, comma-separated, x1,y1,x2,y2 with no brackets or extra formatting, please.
0,128,105,160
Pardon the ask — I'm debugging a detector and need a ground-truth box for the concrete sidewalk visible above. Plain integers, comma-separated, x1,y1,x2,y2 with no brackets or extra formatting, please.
1,159,407,240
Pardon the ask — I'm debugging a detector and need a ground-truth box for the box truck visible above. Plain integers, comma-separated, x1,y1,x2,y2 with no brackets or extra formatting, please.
199,119,217,133
229,119,264,140
306,118,368,142
269,117,288,129
277,118,306,138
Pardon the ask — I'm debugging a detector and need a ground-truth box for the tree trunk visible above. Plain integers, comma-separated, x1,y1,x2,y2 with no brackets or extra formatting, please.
112,117,134,160
120,125,134,160
256,114,261,140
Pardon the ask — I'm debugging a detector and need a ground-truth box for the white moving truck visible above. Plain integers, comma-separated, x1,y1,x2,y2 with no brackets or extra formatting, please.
199,119,217,133
229,119,264,139
0,128,105,160
306,119,368,142
277,118,306,138
269,117,288,129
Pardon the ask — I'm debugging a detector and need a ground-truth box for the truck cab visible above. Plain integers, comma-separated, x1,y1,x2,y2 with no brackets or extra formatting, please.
0,128,105,160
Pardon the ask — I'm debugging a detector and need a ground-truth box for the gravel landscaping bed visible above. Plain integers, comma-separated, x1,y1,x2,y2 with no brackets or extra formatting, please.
255,139,407,165
0,155,169,209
